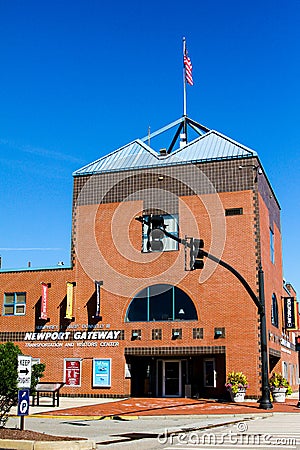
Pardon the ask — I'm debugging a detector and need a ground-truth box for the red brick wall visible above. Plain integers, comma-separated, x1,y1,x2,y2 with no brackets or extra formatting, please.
0,174,297,398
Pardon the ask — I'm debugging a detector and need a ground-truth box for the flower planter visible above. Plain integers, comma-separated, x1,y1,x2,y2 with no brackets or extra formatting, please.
272,387,287,403
228,387,246,402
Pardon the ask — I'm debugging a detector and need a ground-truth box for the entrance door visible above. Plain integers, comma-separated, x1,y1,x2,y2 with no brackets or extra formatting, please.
162,360,182,397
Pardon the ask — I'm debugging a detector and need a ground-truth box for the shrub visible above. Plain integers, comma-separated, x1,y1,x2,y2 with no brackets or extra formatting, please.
225,371,249,394
269,372,292,396
0,342,22,427
31,363,46,397
0,343,46,427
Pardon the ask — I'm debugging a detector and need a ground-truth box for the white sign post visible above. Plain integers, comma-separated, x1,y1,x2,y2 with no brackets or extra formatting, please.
17,355,32,389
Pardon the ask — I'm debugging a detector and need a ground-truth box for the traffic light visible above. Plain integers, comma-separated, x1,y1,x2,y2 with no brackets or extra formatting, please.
190,238,205,270
147,215,165,252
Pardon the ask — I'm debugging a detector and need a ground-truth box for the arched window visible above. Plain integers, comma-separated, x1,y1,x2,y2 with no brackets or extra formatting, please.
125,284,198,322
271,293,279,328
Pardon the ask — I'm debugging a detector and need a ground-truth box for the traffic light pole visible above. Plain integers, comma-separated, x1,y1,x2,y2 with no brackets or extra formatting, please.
136,215,273,409
200,250,272,409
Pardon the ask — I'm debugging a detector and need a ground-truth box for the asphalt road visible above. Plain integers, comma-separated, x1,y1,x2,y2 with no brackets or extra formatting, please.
6,412,300,449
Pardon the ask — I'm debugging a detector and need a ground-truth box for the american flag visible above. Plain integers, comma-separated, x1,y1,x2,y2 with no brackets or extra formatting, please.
184,53,193,86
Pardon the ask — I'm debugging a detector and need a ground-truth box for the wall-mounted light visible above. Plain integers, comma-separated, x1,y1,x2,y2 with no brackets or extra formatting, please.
239,164,262,182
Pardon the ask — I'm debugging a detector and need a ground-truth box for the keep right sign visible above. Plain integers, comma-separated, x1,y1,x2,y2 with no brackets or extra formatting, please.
17,355,32,389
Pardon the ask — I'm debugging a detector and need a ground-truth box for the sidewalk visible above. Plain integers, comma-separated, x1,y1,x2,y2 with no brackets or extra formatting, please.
11,394,300,419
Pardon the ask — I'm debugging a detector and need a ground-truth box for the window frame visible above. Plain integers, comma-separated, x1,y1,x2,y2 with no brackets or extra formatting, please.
125,284,198,322
142,213,179,253
271,293,279,328
3,292,26,316
203,358,216,388
270,227,275,264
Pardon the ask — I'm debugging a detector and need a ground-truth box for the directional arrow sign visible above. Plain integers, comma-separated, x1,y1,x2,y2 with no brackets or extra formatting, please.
17,355,32,389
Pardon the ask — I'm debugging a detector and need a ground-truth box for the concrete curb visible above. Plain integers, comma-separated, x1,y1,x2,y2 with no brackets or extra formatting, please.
30,414,139,420
0,439,96,449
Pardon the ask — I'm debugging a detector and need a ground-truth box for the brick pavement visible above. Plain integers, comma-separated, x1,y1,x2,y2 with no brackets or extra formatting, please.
39,397,300,418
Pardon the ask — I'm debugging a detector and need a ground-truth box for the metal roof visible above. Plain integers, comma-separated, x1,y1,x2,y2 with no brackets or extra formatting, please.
73,118,257,176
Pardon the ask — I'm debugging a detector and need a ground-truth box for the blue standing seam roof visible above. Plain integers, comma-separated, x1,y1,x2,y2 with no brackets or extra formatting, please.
73,120,257,176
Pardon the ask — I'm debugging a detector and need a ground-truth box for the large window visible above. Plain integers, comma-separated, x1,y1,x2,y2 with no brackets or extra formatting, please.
125,284,197,322
3,292,26,316
271,293,279,328
142,214,179,252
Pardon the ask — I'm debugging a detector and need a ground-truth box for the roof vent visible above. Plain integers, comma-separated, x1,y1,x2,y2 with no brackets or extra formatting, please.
159,148,167,156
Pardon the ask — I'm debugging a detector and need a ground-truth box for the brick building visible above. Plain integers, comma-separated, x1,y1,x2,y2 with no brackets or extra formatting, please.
0,116,298,399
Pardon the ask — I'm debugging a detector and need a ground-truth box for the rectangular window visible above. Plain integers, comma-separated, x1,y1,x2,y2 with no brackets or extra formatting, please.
225,208,243,216
193,328,203,339
142,214,179,252
3,292,26,316
270,228,275,264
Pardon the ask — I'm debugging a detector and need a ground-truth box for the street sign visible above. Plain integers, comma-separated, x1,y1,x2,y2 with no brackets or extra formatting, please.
17,355,32,389
17,388,30,416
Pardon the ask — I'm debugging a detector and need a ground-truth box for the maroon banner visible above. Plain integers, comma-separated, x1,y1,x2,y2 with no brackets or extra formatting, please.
65,360,81,386
40,283,48,320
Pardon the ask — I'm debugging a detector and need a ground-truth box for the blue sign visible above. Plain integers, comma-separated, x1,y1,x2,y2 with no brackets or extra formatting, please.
93,358,111,387
17,389,30,416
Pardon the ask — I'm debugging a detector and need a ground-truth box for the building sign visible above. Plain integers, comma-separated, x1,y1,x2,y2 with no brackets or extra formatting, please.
283,297,298,330
93,358,111,387
40,283,48,320
24,330,121,341
64,359,81,387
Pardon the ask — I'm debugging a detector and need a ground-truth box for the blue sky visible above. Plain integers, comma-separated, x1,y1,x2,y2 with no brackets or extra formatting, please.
0,0,299,291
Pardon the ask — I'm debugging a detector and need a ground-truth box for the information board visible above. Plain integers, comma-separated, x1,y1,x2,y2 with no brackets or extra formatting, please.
64,359,81,387
93,358,111,387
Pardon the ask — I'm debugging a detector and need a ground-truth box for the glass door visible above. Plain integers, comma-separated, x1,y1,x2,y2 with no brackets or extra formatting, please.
162,360,182,397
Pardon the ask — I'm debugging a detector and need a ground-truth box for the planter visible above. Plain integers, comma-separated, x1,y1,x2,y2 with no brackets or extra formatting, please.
228,387,247,402
271,387,287,403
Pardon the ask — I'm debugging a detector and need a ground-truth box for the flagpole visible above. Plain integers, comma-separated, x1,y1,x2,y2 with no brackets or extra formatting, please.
183,37,187,117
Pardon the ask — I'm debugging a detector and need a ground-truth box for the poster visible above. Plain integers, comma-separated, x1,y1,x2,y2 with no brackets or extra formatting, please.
64,359,81,387
93,358,111,387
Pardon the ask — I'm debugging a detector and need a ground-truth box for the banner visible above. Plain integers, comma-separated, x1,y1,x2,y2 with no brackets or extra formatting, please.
283,297,298,330
65,282,74,319
40,283,48,320
95,281,103,317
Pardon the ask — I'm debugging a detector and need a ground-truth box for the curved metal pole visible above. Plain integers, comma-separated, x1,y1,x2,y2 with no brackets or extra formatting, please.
202,252,272,409
136,216,273,409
